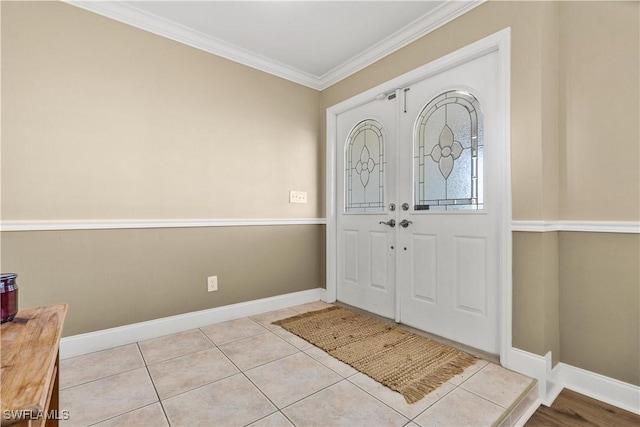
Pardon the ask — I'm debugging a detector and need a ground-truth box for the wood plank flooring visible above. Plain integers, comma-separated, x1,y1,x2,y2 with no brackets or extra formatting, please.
525,389,640,426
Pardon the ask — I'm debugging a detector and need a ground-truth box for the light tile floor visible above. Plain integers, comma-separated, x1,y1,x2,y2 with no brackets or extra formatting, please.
60,301,535,427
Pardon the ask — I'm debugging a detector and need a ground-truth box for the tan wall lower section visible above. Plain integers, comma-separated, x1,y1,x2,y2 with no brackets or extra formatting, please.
512,232,560,365
559,232,640,386
515,230,639,385
0,225,325,337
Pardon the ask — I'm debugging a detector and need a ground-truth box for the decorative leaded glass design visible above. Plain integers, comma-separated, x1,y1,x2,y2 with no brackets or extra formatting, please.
345,120,386,212
414,90,484,211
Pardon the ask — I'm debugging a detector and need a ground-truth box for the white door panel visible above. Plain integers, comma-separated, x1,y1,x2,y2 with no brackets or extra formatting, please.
336,96,397,319
398,51,500,354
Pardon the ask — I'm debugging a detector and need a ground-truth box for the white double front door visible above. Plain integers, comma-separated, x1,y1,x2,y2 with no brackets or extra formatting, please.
336,50,500,354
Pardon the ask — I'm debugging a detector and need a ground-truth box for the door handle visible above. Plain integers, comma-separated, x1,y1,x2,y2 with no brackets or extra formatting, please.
379,219,396,228
399,219,413,228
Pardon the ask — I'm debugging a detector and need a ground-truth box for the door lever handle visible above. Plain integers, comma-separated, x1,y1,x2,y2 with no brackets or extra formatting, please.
379,219,396,228
399,219,413,228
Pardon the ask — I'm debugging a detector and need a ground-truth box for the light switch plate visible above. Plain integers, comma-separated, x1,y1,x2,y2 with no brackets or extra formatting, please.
289,191,307,204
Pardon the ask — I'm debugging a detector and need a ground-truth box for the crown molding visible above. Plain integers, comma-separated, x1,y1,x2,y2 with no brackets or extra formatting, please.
318,0,485,88
62,0,322,89
62,0,485,91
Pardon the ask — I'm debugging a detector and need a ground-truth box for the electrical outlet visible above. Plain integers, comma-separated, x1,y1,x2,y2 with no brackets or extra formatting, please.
289,190,307,204
207,276,218,292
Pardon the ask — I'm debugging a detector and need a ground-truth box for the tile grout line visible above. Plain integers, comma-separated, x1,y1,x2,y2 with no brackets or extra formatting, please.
199,317,271,346
84,402,162,427
460,386,511,410
244,410,294,427
60,364,145,392
138,342,173,427
200,327,285,425
277,409,298,427
219,310,355,425
342,376,414,423
438,362,513,425
278,378,351,412
302,348,359,378
67,362,164,426
143,342,216,367
456,362,536,417
137,320,302,406
60,343,150,391
344,373,456,423
146,324,299,405
139,329,215,367
152,338,242,402
144,330,242,402
217,328,301,371
236,326,345,416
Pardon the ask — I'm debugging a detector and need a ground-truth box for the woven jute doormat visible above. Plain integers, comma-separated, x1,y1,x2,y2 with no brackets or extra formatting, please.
273,306,478,404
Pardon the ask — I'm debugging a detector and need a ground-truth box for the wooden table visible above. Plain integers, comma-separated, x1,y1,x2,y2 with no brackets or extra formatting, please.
1,305,67,427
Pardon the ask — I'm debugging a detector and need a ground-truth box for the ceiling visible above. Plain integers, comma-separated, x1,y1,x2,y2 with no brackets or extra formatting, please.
65,1,483,90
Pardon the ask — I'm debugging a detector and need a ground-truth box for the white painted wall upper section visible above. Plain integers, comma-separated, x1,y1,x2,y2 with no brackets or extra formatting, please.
64,1,483,90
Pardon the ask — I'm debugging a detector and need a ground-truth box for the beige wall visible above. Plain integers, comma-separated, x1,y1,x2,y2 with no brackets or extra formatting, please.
559,1,639,221
559,232,640,385
1,1,325,336
512,232,560,366
2,1,322,221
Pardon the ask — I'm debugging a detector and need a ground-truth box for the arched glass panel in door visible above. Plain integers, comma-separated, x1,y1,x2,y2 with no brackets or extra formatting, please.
414,90,484,211
345,120,386,212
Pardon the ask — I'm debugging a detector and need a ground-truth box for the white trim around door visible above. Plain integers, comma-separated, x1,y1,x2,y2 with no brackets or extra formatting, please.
326,28,512,362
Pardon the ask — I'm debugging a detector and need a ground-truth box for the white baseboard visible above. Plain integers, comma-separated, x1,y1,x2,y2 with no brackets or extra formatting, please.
505,347,549,399
557,363,640,414
506,347,640,415
60,288,326,359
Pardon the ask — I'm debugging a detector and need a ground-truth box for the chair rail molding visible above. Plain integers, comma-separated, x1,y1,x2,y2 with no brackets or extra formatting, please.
511,220,640,233
0,218,327,232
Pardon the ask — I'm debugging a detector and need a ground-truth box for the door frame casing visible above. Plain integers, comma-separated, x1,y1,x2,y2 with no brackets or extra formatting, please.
325,28,512,363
